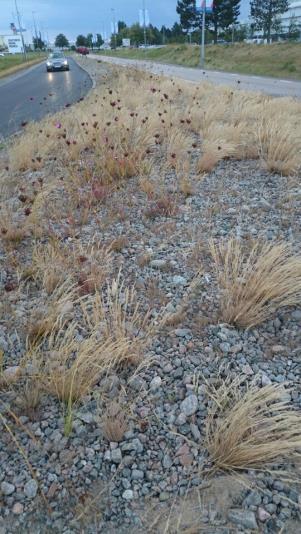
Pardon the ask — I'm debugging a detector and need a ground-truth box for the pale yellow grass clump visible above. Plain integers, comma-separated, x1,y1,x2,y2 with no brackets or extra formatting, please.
210,239,301,327
0,207,29,245
80,275,156,361
27,276,157,403
258,118,301,176
32,237,113,295
205,376,301,471
35,326,129,403
197,139,236,174
101,401,129,442
27,279,75,342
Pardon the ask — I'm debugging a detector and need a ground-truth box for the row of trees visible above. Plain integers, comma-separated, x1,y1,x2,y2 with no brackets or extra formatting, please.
177,0,240,43
109,21,189,47
49,1,297,51
75,33,104,48
177,1,293,44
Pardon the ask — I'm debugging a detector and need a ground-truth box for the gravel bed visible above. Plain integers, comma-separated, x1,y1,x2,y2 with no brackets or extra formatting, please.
0,58,300,533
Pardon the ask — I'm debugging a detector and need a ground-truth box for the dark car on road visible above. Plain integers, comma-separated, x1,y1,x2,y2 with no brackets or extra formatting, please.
46,52,69,72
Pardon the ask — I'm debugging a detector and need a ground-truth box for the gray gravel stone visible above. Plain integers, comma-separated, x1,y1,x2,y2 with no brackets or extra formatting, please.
24,479,38,499
122,489,134,500
180,394,198,416
228,509,258,530
172,275,187,286
131,469,144,481
1,481,15,496
150,376,162,391
111,448,122,464
190,423,201,440
150,260,167,270
174,328,191,338
162,454,172,469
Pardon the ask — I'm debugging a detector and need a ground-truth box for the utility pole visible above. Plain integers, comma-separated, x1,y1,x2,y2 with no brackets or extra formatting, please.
143,0,147,48
15,0,27,60
111,8,117,49
200,0,206,68
32,11,38,43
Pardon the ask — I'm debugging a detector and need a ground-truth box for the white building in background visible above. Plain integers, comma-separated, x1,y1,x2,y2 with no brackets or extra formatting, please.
0,35,6,49
281,1,301,29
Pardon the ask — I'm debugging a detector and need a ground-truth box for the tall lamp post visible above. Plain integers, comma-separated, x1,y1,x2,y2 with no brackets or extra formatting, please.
199,1,213,69
15,0,27,60
32,11,38,43
111,8,117,49
200,1,206,68
143,0,147,49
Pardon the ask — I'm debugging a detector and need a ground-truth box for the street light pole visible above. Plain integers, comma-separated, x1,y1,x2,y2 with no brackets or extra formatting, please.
200,0,206,68
111,8,117,49
15,0,27,60
32,11,38,42
143,0,147,49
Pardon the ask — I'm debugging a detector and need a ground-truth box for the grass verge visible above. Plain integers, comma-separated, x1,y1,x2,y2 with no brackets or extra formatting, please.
98,42,301,80
0,53,46,79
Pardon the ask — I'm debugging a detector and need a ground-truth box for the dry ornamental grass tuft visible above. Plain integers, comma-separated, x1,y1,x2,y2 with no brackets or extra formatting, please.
210,238,301,328
205,376,301,472
26,275,158,404
101,401,129,442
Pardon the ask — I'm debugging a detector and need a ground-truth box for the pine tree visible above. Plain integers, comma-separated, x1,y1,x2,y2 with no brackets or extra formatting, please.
177,1,240,42
176,0,200,32
250,0,289,43
208,1,241,44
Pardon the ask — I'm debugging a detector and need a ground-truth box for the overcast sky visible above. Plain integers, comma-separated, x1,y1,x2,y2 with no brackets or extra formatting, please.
1,0,251,43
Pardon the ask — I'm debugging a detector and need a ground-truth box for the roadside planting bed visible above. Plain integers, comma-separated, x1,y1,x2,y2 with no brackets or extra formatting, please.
0,57,300,533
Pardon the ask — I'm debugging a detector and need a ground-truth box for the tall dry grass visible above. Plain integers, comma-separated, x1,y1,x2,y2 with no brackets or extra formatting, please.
210,238,301,327
205,376,301,472
26,275,157,404
32,237,113,295
6,63,301,181
258,118,301,176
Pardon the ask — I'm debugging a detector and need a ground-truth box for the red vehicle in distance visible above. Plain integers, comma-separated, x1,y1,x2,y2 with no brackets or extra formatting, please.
76,47,89,55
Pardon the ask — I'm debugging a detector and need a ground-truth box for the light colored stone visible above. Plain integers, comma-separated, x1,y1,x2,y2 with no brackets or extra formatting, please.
24,479,38,499
190,423,201,440
172,275,187,286
228,509,258,530
176,413,187,425
261,373,272,387
12,503,24,515
111,448,122,464
150,259,167,270
150,376,162,391
1,481,15,495
122,489,134,500
180,394,198,416
2,366,21,384
242,364,254,376
271,345,286,354
257,507,271,522
174,328,190,337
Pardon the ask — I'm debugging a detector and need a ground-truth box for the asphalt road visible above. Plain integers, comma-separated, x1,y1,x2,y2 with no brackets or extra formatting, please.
93,54,301,98
0,57,92,138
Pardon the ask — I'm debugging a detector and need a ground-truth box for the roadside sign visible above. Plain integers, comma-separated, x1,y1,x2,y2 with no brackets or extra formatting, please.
196,1,214,13
5,35,23,54
122,38,131,47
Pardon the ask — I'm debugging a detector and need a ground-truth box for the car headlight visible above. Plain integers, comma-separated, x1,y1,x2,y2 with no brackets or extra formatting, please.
46,61,51,66
63,60,68,65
